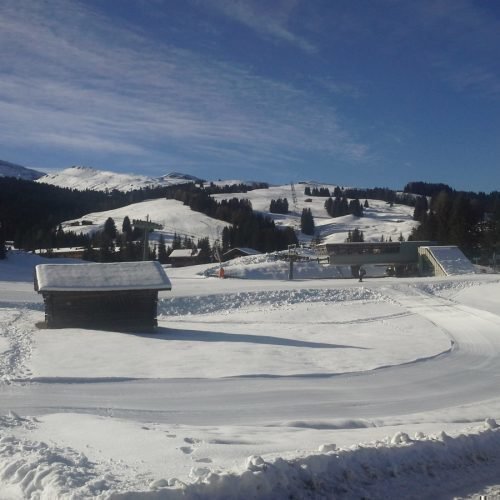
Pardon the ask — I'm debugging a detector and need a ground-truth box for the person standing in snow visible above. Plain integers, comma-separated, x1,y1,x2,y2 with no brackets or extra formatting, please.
358,267,366,282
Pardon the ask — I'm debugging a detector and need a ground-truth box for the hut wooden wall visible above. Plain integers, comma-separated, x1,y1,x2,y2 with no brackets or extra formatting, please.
42,290,159,330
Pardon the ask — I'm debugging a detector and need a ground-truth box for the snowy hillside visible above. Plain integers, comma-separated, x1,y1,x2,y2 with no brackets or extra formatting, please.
213,182,419,243
62,197,228,247
0,159,45,181
2,252,500,498
37,166,202,192
59,182,419,249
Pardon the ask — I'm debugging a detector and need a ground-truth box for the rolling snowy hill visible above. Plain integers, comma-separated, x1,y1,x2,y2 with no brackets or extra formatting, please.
0,159,45,181
60,181,419,250
62,197,228,248
212,182,419,244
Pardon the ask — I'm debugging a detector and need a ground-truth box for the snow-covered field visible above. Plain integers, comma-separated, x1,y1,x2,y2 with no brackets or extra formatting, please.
212,183,418,244
2,250,500,498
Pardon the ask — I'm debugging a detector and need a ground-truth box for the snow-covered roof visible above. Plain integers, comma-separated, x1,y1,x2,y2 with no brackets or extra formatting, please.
421,246,476,276
223,247,261,256
169,249,198,258
35,261,172,292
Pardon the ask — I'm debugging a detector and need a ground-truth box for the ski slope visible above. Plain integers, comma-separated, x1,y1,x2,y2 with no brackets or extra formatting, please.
212,183,418,243
1,252,500,498
61,197,228,248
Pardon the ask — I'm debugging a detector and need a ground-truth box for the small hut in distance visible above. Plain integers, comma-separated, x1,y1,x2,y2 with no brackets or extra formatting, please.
35,261,172,330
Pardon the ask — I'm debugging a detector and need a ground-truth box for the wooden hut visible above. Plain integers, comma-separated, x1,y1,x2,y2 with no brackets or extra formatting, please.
34,261,172,330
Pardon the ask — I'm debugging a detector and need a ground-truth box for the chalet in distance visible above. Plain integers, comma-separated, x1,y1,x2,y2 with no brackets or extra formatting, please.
34,261,172,330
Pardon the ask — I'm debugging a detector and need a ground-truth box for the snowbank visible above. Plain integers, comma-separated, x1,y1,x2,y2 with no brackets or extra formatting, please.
3,418,500,499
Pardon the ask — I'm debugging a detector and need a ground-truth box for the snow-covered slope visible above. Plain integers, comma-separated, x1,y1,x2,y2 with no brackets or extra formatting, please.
37,166,201,192
62,197,228,247
0,159,45,180
213,182,419,243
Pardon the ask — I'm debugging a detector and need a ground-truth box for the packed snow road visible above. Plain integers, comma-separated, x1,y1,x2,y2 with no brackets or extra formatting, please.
1,281,500,426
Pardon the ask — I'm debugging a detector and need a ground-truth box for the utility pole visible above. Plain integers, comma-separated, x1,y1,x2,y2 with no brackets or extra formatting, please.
132,216,163,261
288,244,297,280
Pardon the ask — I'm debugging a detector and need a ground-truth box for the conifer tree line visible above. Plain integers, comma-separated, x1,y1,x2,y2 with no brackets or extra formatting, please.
407,182,500,262
345,228,364,242
324,196,363,218
304,186,331,197
269,198,289,214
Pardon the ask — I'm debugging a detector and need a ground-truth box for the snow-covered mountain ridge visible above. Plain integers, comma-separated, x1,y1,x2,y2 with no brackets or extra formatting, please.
0,159,45,181
36,166,203,192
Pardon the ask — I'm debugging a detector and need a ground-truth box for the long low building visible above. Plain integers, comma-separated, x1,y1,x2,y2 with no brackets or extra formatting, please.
318,241,475,277
35,261,172,330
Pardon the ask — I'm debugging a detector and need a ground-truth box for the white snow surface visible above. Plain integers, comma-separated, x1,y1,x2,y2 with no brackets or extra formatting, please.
37,166,199,192
2,252,500,498
35,261,172,292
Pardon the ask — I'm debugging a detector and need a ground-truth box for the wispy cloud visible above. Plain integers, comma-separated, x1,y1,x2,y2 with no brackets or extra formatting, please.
197,0,316,53
0,0,366,176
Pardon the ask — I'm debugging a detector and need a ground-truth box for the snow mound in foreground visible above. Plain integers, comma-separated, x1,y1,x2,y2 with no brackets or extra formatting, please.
3,420,500,499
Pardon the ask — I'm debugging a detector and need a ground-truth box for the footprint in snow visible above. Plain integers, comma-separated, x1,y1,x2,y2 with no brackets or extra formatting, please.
184,437,201,444
195,458,212,464
180,446,193,454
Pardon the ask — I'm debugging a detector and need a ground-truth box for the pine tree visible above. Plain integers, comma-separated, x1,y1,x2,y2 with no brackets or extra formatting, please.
300,208,315,235
122,216,133,241
157,234,169,264
104,217,117,240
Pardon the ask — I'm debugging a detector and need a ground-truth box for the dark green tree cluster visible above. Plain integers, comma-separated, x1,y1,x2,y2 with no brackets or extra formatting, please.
203,182,268,194
304,186,331,197
412,196,429,221
301,208,315,235
269,198,289,214
403,182,453,197
346,228,364,242
0,223,6,260
220,215,297,253
409,190,485,258
324,196,363,218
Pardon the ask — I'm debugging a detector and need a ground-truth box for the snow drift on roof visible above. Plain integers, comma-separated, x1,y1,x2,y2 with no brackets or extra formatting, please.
35,261,172,292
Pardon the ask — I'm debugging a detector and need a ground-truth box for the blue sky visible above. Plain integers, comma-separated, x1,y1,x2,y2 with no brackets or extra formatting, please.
1,0,500,191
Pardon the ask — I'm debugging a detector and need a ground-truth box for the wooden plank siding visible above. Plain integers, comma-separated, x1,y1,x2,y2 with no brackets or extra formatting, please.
42,289,159,330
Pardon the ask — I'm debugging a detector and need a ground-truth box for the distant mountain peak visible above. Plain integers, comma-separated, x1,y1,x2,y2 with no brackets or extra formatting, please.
37,165,201,192
0,160,45,181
